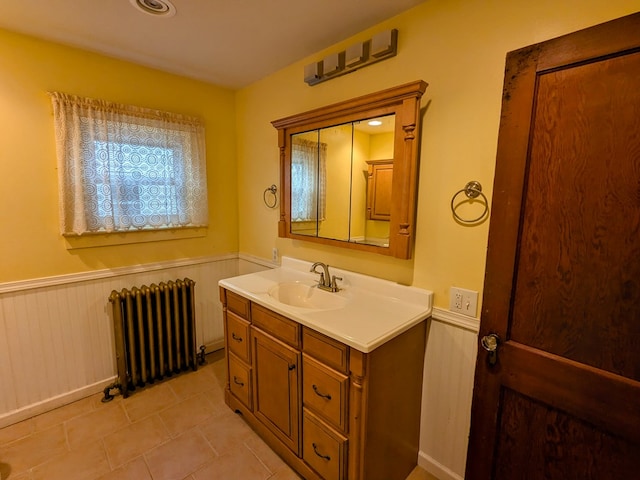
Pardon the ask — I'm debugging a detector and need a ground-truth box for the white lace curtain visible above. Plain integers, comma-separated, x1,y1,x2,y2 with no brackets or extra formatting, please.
291,138,326,222
50,92,208,235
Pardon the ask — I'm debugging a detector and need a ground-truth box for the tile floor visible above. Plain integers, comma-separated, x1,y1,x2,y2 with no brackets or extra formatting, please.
0,351,438,480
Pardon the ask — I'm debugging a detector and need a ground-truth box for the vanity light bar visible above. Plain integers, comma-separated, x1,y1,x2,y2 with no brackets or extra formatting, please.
303,29,398,86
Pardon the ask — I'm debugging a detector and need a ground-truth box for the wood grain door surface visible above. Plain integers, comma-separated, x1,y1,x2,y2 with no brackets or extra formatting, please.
252,327,301,455
466,12,640,480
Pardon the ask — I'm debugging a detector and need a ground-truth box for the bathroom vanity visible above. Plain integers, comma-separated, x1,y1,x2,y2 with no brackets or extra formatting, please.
218,258,432,480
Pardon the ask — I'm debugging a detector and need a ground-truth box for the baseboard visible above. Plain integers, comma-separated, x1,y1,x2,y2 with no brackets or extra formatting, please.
205,339,225,353
0,377,116,429
418,451,464,480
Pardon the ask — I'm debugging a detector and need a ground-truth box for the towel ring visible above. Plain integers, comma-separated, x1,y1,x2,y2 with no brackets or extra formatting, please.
263,184,278,208
451,181,488,223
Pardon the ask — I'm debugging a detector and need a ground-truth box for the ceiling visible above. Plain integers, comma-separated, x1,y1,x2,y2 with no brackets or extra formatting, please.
0,0,427,89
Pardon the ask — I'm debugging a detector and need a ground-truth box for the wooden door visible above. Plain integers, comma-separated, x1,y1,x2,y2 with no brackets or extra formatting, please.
466,13,640,479
252,327,301,455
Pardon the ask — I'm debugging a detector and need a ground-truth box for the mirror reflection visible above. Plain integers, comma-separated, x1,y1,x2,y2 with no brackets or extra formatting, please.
290,114,395,247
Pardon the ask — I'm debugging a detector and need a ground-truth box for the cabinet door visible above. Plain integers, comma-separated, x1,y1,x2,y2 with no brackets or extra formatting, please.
366,160,393,221
252,327,301,455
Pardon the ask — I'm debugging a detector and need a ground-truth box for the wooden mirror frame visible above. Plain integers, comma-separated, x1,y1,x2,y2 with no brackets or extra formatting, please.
272,80,427,259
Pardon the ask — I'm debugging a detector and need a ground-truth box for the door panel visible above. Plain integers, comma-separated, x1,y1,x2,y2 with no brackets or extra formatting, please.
494,388,637,479
511,51,640,380
466,12,640,480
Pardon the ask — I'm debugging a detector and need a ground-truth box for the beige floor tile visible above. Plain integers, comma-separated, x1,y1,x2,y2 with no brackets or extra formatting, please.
65,401,130,450
30,440,110,480
144,428,216,480
209,354,227,383
159,392,221,437
407,466,440,480
199,409,255,456
168,364,220,400
0,418,33,445
268,467,303,480
31,395,95,432
121,382,178,422
96,456,153,480
244,433,293,475
1,423,68,474
0,467,30,480
103,414,170,468
192,446,272,480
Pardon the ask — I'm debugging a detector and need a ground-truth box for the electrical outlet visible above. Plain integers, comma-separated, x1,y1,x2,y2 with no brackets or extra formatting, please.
449,287,478,317
272,247,278,262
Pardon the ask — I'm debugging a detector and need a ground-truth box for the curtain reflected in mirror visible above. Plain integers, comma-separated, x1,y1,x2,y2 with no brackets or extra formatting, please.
290,114,394,246
290,133,326,237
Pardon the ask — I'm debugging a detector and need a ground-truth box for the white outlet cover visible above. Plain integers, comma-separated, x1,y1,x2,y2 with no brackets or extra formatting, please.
449,287,478,318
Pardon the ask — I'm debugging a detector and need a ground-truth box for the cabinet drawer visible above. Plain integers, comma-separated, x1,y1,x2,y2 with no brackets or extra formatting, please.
226,290,250,319
303,409,347,480
303,327,349,374
228,354,252,410
251,303,300,348
226,312,251,363
303,354,348,432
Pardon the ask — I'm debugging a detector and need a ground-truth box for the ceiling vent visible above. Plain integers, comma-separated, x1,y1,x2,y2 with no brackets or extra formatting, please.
130,0,176,17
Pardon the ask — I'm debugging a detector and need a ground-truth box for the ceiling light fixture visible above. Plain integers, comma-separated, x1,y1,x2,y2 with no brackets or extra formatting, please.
368,120,383,126
130,0,176,17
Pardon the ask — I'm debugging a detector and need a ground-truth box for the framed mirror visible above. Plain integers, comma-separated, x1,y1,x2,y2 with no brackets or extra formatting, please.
272,80,427,259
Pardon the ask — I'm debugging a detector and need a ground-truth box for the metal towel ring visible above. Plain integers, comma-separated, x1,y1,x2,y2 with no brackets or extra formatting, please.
451,181,489,223
263,184,278,208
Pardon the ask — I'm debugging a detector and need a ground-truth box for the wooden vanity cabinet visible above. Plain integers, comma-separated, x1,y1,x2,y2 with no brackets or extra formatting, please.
220,287,427,480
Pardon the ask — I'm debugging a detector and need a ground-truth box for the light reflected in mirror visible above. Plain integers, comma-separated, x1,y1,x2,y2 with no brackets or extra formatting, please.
290,114,394,248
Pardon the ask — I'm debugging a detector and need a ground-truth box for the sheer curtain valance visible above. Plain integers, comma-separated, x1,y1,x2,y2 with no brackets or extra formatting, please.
50,92,208,235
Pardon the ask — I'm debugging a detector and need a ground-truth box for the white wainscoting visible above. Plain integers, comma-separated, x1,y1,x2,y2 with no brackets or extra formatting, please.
0,254,245,428
418,308,479,480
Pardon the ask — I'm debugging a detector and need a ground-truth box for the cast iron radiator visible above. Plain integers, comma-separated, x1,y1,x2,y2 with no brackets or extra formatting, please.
102,278,205,401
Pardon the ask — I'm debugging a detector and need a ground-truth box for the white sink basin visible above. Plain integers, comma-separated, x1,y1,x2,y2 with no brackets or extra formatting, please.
268,281,348,310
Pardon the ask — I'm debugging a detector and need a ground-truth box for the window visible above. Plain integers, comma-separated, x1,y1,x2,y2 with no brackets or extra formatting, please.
50,92,208,235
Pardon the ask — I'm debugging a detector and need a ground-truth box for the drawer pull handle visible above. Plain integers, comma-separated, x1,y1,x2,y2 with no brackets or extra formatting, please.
288,364,296,371
312,384,332,400
233,376,245,387
231,333,243,342
312,443,331,461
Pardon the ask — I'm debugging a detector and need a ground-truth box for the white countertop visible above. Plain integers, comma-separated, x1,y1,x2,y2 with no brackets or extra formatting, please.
218,257,432,353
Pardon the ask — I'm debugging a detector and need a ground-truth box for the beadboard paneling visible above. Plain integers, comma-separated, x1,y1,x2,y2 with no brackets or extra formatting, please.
0,255,240,427
419,309,479,480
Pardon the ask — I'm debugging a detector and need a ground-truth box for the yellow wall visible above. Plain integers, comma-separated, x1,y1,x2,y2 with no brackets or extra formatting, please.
236,0,637,309
0,29,238,283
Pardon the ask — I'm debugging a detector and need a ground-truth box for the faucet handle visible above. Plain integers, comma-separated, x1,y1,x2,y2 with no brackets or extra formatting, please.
310,267,325,285
330,275,343,292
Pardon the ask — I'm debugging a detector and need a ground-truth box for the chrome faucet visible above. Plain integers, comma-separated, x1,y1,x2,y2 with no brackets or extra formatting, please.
310,262,342,292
